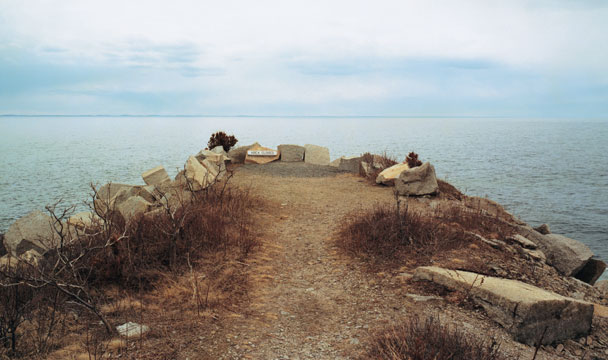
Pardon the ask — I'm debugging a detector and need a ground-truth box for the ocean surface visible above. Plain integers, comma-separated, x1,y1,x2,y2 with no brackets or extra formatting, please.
1,116,607,276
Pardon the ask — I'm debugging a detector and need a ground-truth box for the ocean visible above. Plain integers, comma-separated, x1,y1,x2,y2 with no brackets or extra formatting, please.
1,116,607,273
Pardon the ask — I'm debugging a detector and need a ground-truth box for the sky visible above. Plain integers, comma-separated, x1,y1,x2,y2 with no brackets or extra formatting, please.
0,0,607,117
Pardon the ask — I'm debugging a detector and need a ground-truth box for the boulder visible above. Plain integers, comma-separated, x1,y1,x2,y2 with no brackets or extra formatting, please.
228,142,260,164
337,156,362,173
245,144,280,165
395,162,439,196
574,259,606,286
94,183,134,213
117,196,151,222
278,144,305,162
210,146,228,157
185,155,211,190
303,144,330,165
516,226,594,277
200,158,221,180
360,161,373,177
4,210,59,257
329,158,341,167
196,149,223,163
534,223,551,235
595,280,608,297
0,254,14,269
376,163,409,185
0,234,5,256
67,211,101,230
413,266,594,345
139,185,160,203
112,186,141,206
141,165,170,186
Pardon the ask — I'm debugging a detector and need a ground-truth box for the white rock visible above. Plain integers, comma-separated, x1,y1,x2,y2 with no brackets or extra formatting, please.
116,322,150,338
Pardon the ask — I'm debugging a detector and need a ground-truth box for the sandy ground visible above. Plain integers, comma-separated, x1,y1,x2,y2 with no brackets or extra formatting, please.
190,163,576,360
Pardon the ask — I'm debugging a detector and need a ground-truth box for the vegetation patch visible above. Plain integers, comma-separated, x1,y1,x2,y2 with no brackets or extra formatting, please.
364,316,505,360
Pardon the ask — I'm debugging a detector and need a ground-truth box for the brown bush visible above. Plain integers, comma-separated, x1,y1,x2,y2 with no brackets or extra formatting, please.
336,198,513,267
405,152,422,168
207,131,238,152
359,152,398,183
437,179,464,201
365,316,504,360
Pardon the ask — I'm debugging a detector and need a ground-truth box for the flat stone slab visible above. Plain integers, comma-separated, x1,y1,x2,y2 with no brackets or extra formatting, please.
142,165,171,186
413,266,593,345
278,144,305,162
376,163,409,185
304,144,330,166
245,145,280,164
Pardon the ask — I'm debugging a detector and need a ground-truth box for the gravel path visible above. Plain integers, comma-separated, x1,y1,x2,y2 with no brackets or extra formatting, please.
234,162,348,178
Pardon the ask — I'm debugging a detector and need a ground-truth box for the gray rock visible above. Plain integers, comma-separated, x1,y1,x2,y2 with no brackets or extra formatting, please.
405,293,443,302
185,155,211,190
278,144,305,162
534,223,551,235
413,266,594,345
67,211,101,230
210,146,228,156
395,162,439,196
376,163,409,185
4,210,59,257
574,259,606,285
304,144,330,165
516,226,594,277
94,183,133,214
142,165,170,186
139,185,159,203
595,280,608,297
117,196,151,222
0,234,5,256
507,234,537,249
228,142,260,164
116,322,150,338
337,156,362,173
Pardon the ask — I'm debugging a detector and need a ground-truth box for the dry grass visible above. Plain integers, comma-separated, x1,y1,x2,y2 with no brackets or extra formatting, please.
365,316,505,360
336,197,513,269
359,152,398,183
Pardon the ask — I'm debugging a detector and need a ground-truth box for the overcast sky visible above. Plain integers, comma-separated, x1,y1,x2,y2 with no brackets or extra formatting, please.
1,0,607,116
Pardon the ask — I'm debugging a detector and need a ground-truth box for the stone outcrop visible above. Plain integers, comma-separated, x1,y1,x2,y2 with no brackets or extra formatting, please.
185,155,212,190
245,145,280,165
117,196,152,222
413,266,594,345
228,142,260,164
516,226,594,277
395,162,439,196
376,163,409,185
3,210,59,257
534,223,551,235
209,146,228,157
335,156,362,173
141,165,170,186
278,144,305,162
67,211,101,230
574,259,606,286
304,144,330,165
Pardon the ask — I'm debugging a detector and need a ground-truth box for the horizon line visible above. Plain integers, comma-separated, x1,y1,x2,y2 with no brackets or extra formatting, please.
1,114,604,119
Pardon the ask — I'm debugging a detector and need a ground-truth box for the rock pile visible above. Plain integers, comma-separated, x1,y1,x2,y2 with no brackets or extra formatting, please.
1,145,231,264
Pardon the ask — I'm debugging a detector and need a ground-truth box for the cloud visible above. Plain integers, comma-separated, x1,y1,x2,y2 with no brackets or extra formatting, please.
0,0,607,116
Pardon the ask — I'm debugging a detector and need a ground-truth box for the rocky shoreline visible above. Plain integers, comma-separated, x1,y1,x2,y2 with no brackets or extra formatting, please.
2,142,608,358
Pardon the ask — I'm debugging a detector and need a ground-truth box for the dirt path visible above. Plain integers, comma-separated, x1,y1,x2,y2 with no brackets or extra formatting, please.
210,166,404,359
201,164,553,360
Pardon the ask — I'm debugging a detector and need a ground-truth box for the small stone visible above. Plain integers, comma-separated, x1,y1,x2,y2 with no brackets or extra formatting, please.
116,322,149,338
556,343,564,352
586,336,593,346
349,338,360,345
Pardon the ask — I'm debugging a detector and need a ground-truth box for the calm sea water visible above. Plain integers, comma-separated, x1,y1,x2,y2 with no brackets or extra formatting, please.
1,116,607,271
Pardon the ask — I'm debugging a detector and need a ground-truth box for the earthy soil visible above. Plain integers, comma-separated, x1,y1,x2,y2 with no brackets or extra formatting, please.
194,163,584,360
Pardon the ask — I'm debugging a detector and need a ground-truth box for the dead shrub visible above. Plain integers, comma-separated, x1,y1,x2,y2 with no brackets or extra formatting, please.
359,152,398,183
207,131,238,152
336,200,473,266
405,152,422,168
365,316,504,360
437,179,464,201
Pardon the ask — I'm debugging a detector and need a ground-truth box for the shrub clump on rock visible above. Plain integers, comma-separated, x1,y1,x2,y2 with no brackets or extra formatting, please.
207,131,238,152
